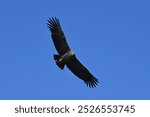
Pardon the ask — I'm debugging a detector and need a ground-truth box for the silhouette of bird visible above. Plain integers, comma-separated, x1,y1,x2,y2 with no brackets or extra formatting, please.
47,17,99,88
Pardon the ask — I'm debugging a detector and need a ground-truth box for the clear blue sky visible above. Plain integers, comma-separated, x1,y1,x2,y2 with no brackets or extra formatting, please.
0,0,150,100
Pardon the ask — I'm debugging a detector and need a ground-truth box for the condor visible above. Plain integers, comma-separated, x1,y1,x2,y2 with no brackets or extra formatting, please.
47,17,99,88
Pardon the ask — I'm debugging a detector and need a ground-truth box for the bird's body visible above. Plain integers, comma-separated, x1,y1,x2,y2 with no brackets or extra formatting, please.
47,17,99,88
57,50,75,63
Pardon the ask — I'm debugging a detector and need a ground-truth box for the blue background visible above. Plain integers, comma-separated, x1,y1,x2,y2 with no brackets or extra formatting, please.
0,0,150,99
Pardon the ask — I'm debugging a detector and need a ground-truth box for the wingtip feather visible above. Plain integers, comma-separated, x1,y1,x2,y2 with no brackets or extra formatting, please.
47,17,61,31
85,77,99,88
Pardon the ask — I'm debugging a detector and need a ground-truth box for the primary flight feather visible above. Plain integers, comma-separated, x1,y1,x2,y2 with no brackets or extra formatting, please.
47,17,99,88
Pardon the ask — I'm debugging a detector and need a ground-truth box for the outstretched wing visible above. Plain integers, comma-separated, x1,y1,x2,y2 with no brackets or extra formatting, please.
47,17,71,55
66,55,99,88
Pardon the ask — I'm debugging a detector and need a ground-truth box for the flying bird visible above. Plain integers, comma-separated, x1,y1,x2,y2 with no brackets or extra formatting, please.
47,17,99,88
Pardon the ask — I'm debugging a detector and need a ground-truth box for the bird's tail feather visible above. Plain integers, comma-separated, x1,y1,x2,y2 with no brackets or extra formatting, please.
56,61,65,70
53,54,65,70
